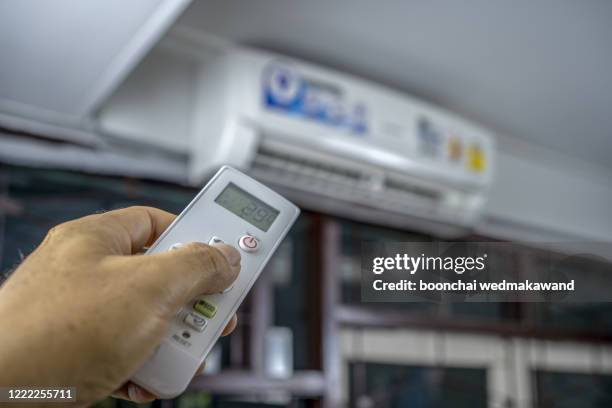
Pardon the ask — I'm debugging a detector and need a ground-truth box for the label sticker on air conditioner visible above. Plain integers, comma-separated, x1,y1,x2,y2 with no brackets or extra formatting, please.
467,143,486,172
263,62,368,135
447,135,463,163
417,116,443,157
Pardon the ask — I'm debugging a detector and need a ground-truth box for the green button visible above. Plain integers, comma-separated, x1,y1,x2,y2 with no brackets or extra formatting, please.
194,299,217,318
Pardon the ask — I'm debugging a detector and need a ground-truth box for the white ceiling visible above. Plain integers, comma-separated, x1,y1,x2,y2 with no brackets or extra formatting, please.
177,0,612,170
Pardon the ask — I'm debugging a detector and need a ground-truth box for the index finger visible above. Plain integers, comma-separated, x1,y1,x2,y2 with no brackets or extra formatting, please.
98,206,176,254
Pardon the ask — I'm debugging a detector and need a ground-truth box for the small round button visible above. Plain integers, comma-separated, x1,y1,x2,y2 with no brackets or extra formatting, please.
208,236,224,245
238,235,259,253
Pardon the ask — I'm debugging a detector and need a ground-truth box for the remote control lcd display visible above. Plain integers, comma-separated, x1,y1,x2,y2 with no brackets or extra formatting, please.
214,183,280,231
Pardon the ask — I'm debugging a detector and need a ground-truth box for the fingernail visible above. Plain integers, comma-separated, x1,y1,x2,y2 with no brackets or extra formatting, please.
127,384,148,403
212,243,241,266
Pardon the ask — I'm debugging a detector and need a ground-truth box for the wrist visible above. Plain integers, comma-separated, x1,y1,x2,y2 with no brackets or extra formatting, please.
0,295,58,387
0,304,28,386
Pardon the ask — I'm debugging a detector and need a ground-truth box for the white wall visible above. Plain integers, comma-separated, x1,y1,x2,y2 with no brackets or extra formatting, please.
341,328,612,408
482,134,612,241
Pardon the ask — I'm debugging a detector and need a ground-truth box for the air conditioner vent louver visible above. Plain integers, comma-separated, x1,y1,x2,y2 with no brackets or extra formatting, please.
384,178,441,202
245,138,479,235
252,143,364,186
250,141,449,215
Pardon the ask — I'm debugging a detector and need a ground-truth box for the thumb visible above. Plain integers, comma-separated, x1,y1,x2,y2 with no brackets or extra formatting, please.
116,242,241,310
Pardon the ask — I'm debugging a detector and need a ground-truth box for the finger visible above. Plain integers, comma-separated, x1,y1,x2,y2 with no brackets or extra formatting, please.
112,242,241,309
100,206,177,254
112,382,156,403
221,314,238,336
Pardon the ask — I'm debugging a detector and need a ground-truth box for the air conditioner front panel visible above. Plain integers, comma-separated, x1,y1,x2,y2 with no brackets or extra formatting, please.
188,48,495,230
218,50,494,191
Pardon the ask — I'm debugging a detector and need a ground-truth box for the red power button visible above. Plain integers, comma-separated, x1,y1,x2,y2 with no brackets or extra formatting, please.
239,235,259,253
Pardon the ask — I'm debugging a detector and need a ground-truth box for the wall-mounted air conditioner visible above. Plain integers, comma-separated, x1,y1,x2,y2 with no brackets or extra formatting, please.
182,48,495,234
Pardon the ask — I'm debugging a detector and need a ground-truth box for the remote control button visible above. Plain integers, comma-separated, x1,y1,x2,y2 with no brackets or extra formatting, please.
169,243,184,251
194,299,217,319
183,312,207,332
208,236,224,245
239,235,259,253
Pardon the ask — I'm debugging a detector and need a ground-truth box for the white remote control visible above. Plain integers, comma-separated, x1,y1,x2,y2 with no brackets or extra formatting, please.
131,166,300,398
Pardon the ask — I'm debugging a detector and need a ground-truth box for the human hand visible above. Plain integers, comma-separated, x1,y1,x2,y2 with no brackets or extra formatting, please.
0,206,241,406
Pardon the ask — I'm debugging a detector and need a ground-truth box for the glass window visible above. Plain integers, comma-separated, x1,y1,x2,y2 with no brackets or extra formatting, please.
349,362,487,408
535,370,612,408
272,214,317,370
529,253,612,334
0,166,194,275
337,218,519,323
338,219,434,314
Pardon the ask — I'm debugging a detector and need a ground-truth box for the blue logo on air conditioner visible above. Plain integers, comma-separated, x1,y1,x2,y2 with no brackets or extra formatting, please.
263,63,368,135
264,64,304,110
